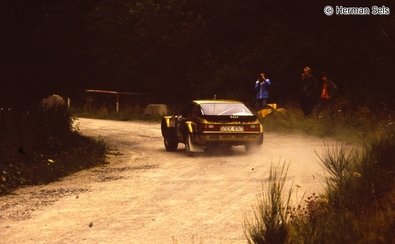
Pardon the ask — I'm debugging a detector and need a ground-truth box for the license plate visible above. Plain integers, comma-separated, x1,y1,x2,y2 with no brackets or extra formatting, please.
220,126,244,131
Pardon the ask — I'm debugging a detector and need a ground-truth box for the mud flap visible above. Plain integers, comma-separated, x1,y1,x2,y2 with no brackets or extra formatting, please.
186,134,204,153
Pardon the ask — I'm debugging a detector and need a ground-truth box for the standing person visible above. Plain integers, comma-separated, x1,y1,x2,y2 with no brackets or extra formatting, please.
300,66,318,115
318,72,338,116
254,72,271,110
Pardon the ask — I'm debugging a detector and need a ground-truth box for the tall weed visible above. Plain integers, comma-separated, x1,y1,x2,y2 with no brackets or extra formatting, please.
245,163,292,244
261,105,393,144
287,132,395,243
246,131,395,243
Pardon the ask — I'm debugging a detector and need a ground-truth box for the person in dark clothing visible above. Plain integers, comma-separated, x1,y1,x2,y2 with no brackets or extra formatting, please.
254,72,271,110
300,67,318,115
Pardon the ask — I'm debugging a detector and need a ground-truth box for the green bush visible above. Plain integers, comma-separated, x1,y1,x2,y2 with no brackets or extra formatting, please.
287,204,358,244
0,107,107,194
244,163,292,244
288,132,395,243
261,104,392,144
246,127,395,243
316,145,357,210
317,131,395,212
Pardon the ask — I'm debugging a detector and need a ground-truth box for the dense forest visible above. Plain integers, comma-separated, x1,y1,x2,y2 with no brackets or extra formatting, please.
1,0,394,107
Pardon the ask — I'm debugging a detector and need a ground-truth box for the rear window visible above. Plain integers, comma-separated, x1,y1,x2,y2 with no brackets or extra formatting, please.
200,103,253,116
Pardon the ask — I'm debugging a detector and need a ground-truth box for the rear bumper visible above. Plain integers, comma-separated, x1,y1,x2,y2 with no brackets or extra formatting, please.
192,132,263,146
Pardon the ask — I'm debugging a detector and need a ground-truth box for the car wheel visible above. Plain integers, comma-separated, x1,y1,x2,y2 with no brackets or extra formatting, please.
245,143,258,153
185,133,194,156
164,128,178,151
245,144,252,153
246,134,264,153
257,133,264,145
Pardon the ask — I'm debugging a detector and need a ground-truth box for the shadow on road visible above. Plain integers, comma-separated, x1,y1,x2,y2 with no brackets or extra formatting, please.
157,145,256,158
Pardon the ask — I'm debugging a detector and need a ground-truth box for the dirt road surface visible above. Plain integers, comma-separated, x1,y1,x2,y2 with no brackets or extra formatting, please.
0,118,336,243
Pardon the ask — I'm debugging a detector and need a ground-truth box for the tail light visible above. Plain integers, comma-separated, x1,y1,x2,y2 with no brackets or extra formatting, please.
199,124,220,131
244,124,261,131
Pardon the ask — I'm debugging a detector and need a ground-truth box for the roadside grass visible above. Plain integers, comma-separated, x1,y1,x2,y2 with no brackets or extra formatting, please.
245,128,395,243
0,108,107,195
71,108,163,122
318,137,395,212
244,163,292,244
288,134,395,243
261,104,393,144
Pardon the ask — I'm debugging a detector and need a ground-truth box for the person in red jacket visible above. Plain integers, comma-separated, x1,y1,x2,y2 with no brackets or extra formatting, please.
318,72,338,116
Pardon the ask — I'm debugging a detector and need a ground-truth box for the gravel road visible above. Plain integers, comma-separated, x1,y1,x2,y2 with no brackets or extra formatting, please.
0,118,336,243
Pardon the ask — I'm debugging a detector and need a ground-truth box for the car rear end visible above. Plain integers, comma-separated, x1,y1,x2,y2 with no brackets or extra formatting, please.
191,101,263,146
193,116,263,146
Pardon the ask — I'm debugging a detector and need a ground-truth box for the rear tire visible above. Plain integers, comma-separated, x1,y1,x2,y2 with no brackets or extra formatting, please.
245,144,253,153
164,128,178,151
246,134,263,152
257,133,264,145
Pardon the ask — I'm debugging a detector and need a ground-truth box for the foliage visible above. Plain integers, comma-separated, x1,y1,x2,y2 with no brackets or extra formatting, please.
319,134,395,211
0,107,107,194
71,107,163,122
288,133,395,243
287,197,359,244
246,124,395,243
244,163,292,244
261,102,394,144
1,1,394,106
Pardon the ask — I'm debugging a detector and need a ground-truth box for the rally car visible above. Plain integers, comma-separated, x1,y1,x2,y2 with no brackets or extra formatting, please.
161,100,263,155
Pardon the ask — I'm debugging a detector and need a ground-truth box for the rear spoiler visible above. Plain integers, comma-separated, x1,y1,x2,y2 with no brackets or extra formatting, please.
202,115,257,122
